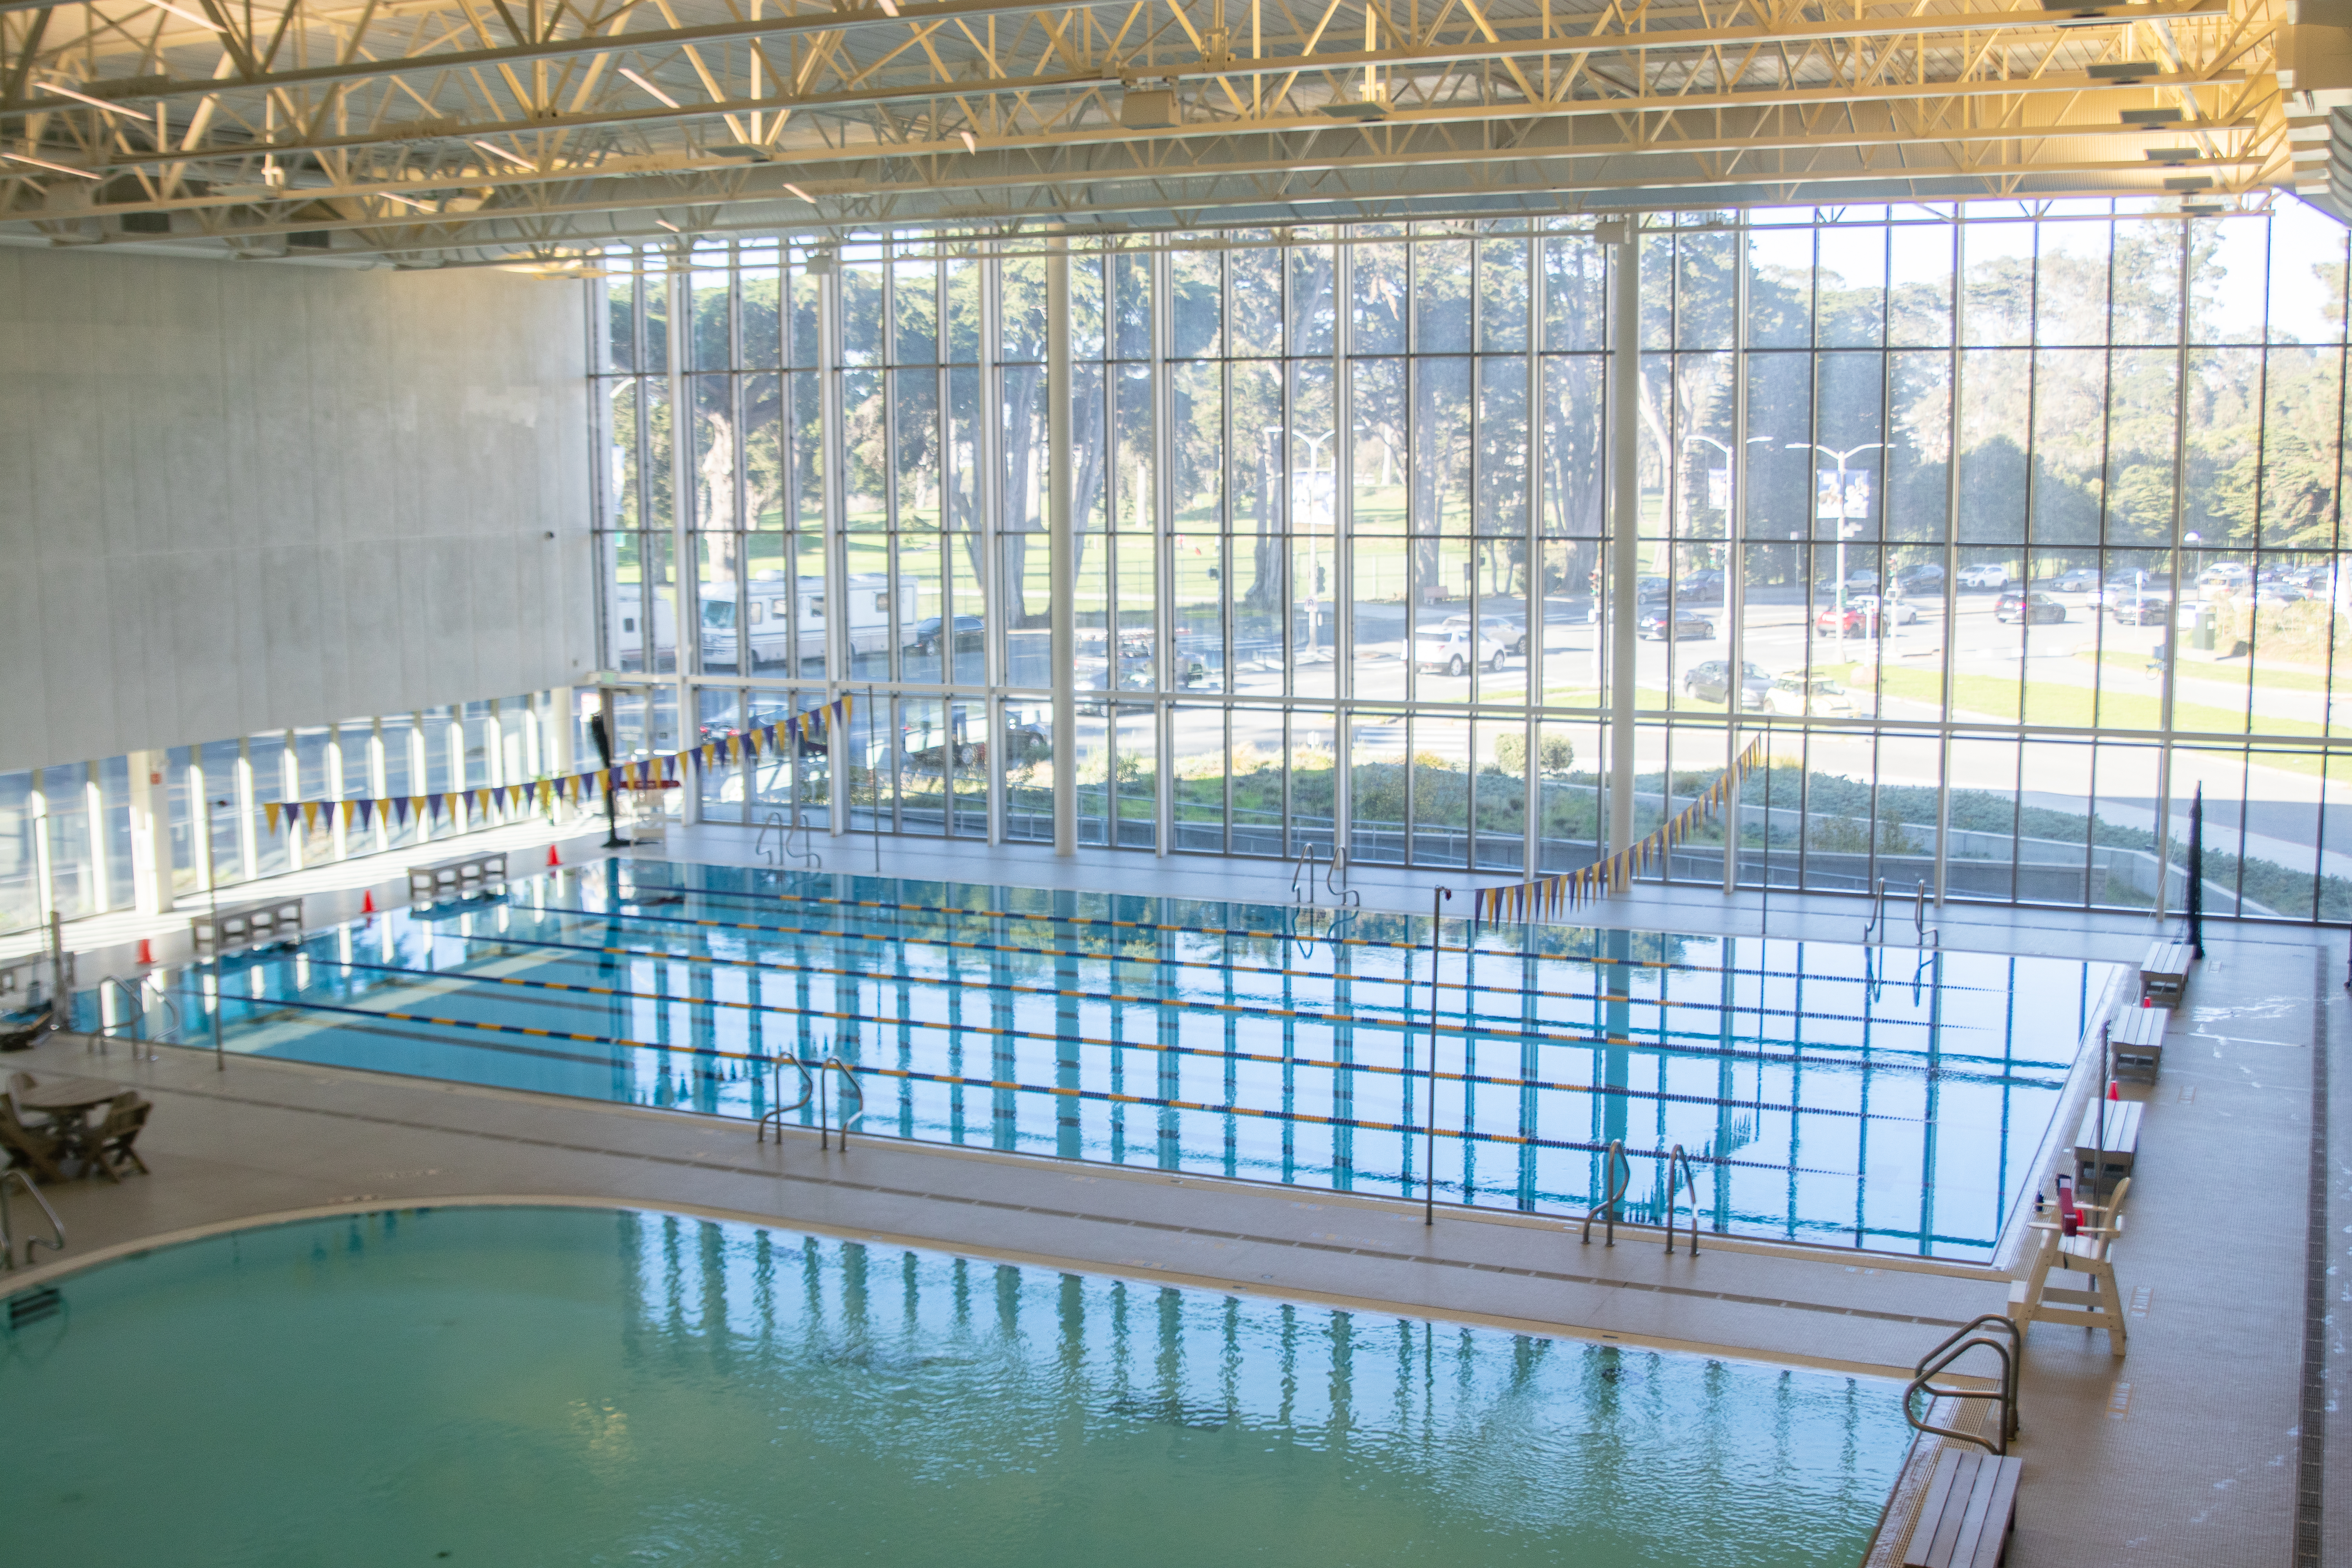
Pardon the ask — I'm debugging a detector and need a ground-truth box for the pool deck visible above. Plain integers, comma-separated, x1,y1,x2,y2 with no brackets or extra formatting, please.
3,833,2344,1568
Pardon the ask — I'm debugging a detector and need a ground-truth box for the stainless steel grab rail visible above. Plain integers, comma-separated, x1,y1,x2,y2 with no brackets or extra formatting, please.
1663,1144,1700,1256
93,975,177,1062
1580,1139,1631,1247
1291,845,1319,906
756,811,821,871
0,1169,65,1269
1903,1314,2021,1454
818,1055,864,1151
1325,847,1361,907
755,1054,817,1145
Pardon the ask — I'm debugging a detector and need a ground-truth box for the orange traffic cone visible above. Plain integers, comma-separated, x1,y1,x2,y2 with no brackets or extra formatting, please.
546,844,562,867
362,890,376,915
137,937,153,966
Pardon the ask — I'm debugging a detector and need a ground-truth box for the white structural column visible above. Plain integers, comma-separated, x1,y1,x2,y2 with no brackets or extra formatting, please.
1049,232,1078,857
126,750,173,915
1606,219,1642,888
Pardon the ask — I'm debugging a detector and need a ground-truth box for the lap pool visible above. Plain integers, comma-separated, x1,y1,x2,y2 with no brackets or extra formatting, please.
129,858,2114,1260
0,1205,1912,1565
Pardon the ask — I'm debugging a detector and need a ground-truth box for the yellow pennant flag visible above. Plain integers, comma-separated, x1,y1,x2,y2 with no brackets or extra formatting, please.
300,800,319,834
265,801,282,835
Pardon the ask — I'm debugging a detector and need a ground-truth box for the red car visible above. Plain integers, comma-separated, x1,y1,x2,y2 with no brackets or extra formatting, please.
1814,603,1882,637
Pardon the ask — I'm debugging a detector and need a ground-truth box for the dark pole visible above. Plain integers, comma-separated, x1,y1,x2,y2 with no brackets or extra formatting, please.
2186,782,2204,958
590,705,628,848
1424,886,1454,1225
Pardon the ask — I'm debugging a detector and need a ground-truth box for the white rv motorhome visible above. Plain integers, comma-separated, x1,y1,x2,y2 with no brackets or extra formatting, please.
621,573,918,673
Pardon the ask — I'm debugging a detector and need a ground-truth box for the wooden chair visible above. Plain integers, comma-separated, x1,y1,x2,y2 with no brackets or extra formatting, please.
2007,1178,2131,1354
0,1093,71,1183
83,1093,152,1181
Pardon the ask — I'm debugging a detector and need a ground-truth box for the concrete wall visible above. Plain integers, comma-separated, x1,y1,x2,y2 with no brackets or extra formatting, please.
0,247,593,772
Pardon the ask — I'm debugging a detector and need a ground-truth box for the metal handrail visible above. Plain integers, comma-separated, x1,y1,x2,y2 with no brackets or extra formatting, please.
0,1169,65,1269
818,1055,864,1151
756,811,821,871
755,1054,817,1145
1862,876,1887,944
93,975,178,1062
1292,844,1319,906
1903,1314,2021,1454
1663,1143,1700,1256
1580,1138,1632,1247
1325,846,1361,907
1914,879,1938,948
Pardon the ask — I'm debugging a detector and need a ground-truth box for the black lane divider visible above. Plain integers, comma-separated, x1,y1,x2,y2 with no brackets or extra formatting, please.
190,985,1870,1176
517,899,1998,1042
344,930,2053,1089
273,955,1958,1127
600,878,2011,996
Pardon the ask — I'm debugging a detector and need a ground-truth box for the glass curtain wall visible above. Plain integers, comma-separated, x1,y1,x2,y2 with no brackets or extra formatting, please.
592,201,2352,923
0,689,590,935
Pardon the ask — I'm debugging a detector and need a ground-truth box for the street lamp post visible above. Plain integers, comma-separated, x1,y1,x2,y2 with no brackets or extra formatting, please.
1787,441,1889,665
1269,425,1338,657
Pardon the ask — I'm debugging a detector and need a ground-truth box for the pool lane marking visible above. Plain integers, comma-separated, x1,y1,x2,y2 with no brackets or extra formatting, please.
526,902,2006,1042
196,988,1891,1169
620,881,2026,996
307,953,2048,1107
601,886,2024,998
131,1074,2002,1316
281,957,1944,1125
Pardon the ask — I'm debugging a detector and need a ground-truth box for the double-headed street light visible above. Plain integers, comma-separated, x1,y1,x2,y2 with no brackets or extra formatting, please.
1787,441,1890,662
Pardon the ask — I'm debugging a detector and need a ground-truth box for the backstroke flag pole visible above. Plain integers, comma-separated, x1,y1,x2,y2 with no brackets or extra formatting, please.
2186,782,2204,958
1425,886,1453,1226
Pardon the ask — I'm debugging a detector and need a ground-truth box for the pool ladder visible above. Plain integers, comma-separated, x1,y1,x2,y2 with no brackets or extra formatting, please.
91,975,178,1062
756,1055,815,1145
0,1169,65,1270
1904,1315,2020,1455
1580,1139,1632,1246
818,1056,863,1150
1581,1140,1703,1255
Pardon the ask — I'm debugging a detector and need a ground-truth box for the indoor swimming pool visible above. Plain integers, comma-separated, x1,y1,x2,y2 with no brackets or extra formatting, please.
0,1205,1913,1565
131,858,2116,1260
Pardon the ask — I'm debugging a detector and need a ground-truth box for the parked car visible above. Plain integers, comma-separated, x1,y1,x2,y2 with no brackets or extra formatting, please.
1764,673,1855,717
2100,574,2171,609
1635,575,1672,601
1682,659,1774,708
1994,590,2067,624
1677,570,1727,604
1440,613,1528,655
2051,567,2102,593
2109,593,2172,626
1850,594,1919,626
906,614,984,655
1957,563,2011,590
2198,562,2250,589
2254,583,2305,607
1637,606,1717,641
1815,603,1883,637
1413,622,1509,675
1893,563,1945,593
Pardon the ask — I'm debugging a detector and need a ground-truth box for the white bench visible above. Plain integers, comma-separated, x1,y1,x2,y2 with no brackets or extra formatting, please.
2073,1098,2143,1187
2110,1006,2166,1082
407,851,508,908
191,895,305,956
1903,1448,2023,1568
2139,941,2190,1007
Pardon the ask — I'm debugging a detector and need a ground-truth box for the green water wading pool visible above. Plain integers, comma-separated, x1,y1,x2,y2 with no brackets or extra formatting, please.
0,1205,1913,1565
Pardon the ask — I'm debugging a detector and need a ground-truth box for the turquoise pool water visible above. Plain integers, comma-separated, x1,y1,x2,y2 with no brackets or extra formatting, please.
0,1206,1911,1565
129,858,2113,1259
